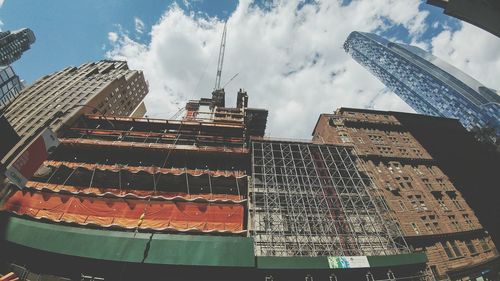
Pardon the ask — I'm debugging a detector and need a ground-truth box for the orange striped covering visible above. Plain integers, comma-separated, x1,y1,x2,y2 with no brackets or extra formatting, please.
2,190,244,233
60,138,249,154
44,160,247,178
26,181,245,203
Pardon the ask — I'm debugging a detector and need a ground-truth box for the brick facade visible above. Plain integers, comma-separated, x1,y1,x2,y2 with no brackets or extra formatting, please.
312,108,499,281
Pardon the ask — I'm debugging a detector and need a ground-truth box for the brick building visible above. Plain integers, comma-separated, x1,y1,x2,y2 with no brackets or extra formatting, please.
312,108,500,281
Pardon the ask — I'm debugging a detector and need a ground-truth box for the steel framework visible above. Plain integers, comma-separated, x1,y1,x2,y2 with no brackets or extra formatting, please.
250,140,409,257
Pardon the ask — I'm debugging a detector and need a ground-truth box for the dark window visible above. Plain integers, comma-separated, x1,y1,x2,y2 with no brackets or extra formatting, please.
479,238,490,251
441,242,454,258
466,240,477,255
450,241,462,257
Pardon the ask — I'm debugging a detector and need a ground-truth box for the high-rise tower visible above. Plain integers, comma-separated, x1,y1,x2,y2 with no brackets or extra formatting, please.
343,31,500,136
1,60,148,167
0,65,23,111
0,28,36,66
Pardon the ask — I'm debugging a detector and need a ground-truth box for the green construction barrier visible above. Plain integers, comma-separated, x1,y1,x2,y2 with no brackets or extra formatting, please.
257,252,427,269
1,215,255,267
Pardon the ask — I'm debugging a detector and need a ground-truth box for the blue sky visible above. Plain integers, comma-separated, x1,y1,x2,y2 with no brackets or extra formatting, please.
0,0,238,83
1,0,499,138
2,0,456,84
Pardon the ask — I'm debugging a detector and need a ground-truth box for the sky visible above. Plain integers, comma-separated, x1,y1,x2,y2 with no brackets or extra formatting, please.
1,0,500,138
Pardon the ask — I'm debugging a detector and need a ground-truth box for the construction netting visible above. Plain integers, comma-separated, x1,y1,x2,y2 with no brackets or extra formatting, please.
2,189,245,233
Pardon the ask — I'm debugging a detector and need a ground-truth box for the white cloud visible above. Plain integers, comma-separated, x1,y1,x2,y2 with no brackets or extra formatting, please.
107,32,119,43
106,0,449,138
431,22,500,89
134,17,145,34
0,0,4,8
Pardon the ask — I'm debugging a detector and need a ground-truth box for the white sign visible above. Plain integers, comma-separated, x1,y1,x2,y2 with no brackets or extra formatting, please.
327,256,369,269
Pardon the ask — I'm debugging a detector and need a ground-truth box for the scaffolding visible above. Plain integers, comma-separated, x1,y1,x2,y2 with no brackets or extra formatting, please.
250,139,410,257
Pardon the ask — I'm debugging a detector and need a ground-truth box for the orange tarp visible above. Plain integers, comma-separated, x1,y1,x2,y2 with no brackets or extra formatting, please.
44,160,247,178
26,181,245,203
60,138,249,155
2,190,244,233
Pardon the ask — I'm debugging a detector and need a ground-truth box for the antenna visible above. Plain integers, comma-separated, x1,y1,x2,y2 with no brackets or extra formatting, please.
214,21,227,90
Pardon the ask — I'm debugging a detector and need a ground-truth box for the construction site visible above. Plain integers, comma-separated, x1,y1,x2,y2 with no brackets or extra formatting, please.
0,20,483,281
0,84,433,280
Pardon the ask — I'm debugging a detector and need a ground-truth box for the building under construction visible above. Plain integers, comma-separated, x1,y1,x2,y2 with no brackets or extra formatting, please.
0,90,430,280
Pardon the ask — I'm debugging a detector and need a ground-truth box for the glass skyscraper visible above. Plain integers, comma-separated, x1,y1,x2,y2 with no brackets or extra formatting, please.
344,31,500,135
0,28,36,66
0,65,23,111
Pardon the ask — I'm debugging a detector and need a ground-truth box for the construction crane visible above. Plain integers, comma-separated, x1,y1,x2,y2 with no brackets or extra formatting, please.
214,21,227,91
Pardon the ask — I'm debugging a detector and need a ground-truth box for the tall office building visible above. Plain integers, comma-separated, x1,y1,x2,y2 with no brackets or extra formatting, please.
1,60,148,166
313,108,500,281
0,90,431,281
0,65,23,111
343,31,500,136
427,0,500,38
0,28,36,66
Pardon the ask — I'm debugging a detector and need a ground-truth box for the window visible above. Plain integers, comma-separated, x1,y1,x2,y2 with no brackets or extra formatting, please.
466,240,477,255
448,192,464,210
396,176,413,189
422,178,433,191
338,132,351,143
411,223,420,234
377,146,393,155
412,148,423,157
427,165,436,175
479,238,490,251
450,241,462,257
430,266,440,280
399,148,409,156
436,178,446,189
441,242,454,258
409,195,427,211
421,215,441,234
412,166,423,175
448,215,461,231
463,214,474,230
368,134,384,144
398,200,406,211
432,193,449,211
389,136,399,145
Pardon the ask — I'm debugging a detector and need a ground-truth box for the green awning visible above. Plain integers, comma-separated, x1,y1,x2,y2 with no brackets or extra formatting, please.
1,216,255,267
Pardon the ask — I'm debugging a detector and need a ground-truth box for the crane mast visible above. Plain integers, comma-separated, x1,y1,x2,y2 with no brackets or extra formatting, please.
214,21,227,91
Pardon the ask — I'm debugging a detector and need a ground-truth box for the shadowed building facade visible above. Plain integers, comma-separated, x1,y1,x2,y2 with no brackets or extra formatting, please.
427,0,500,38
